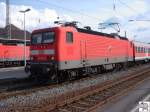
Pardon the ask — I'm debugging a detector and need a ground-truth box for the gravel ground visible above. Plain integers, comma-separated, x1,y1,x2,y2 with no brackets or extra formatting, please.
0,64,149,112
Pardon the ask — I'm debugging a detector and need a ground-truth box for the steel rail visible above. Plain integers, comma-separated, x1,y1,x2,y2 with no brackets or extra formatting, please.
42,68,150,112
0,64,150,112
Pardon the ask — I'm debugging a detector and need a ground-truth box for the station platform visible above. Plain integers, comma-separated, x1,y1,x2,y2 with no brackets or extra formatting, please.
0,67,29,80
131,94,150,112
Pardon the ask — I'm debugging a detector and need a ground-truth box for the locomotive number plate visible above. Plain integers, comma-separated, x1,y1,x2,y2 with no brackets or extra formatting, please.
37,56,47,61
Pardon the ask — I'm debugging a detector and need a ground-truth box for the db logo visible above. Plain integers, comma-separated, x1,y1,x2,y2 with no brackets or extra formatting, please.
139,101,150,112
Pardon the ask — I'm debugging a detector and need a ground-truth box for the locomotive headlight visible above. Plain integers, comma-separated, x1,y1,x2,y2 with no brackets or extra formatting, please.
51,56,54,60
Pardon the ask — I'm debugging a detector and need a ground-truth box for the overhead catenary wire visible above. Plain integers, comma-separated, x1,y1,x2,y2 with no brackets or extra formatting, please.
112,0,140,19
111,0,143,37
117,0,138,13
36,0,101,21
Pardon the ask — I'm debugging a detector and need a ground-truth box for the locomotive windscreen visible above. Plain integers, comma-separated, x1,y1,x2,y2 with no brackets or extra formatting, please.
32,32,55,44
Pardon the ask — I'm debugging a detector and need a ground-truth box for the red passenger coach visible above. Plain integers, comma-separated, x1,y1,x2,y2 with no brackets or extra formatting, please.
30,22,135,82
0,38,30,67
133,41,150,62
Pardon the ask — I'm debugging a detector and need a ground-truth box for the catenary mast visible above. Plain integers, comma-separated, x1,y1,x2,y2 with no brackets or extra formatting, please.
6,0,11,39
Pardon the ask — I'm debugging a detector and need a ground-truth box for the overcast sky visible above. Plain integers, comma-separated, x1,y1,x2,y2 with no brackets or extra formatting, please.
0,0,150,43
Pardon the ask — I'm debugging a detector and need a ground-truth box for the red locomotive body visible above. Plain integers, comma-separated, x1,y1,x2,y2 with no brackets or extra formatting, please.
0,38,30,67
30,23,136,82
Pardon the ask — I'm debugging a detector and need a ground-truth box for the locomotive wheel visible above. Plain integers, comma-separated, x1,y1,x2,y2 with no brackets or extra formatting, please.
50,73,57,83
50,71,66,84
68,70,78,81
50,71,60,83
57,71,67,83
24,66,30,73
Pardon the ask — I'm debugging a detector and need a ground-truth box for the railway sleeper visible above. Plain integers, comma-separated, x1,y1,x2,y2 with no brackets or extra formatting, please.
61,106,83,112
69,104,86,110
86,95,103,102
50,69,150,112
76,101,91,106
73,102,90,108
57,108,70,112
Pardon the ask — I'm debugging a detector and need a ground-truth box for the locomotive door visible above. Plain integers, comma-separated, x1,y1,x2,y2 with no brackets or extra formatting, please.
80,40,86,64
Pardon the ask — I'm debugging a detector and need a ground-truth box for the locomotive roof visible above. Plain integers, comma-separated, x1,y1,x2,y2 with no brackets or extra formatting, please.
32,26,128,41
0,38,30,45
77,28,128,40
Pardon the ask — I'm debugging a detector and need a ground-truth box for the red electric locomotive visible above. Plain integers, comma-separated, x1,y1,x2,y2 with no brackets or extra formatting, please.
0,38,30,67
30,21,135,82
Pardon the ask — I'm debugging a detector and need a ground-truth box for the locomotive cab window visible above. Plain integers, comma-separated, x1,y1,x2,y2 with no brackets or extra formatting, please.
32,32,55,44
66,32,73,43
32,34,42,44
43,32,55,44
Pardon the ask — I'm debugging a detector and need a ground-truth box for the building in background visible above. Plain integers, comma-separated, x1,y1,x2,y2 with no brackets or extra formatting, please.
0,24,31,40
0,0,31,40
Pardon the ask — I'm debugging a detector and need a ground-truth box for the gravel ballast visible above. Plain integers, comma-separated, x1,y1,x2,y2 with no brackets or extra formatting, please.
0,64,149,112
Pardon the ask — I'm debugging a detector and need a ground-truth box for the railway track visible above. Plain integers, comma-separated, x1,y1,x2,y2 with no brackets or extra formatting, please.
0,64,150,112
0,64,148,100
42,66,150,112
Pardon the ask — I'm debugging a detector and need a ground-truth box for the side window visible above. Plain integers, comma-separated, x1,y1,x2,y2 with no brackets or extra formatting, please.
139,47,141,53
66,32,73,43
141,47,143,53
144,48,146,53
136,47,138,53
138,47,140,53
